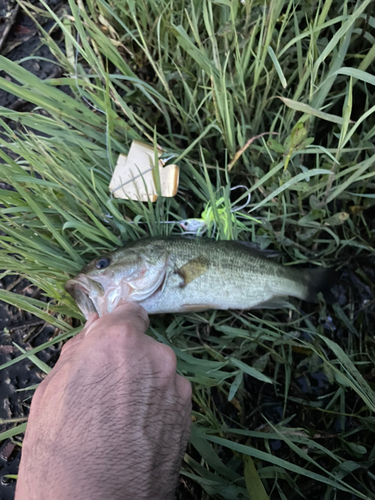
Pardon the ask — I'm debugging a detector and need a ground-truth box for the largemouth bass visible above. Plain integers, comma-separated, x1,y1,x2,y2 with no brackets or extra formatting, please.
65,237,334,318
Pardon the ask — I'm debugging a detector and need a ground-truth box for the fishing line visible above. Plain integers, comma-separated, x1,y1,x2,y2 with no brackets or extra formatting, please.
229,185,252,213
105,183,256,239
179,185,254,238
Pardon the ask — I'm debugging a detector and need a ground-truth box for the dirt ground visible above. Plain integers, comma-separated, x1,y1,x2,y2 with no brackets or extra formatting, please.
0,1,69,498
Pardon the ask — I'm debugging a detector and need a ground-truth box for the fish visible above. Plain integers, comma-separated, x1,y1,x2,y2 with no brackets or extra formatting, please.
65,236,335,318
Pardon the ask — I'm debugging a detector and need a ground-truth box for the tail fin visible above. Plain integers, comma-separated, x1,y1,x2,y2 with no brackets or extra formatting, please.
302,268,338,304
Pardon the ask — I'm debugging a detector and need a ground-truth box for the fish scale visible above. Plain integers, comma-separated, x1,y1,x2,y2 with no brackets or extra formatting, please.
137,238,303,313
66,236,334,317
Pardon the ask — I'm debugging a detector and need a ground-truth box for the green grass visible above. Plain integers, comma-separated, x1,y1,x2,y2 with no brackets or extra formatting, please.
1,0,375,497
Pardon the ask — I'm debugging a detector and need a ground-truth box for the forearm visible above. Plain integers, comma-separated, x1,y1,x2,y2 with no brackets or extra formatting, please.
16,396,184,500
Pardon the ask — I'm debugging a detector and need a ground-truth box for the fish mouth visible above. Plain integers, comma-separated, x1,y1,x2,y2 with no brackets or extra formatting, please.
65,255,170,318
65,275,103,318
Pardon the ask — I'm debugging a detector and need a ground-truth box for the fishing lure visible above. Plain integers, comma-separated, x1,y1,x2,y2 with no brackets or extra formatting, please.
179,185,258,238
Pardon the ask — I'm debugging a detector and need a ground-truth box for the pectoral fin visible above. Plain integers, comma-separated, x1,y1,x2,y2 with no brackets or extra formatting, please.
176,256,209,288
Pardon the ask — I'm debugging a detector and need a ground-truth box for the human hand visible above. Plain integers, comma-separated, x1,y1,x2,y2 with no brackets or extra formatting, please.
15,303,192,500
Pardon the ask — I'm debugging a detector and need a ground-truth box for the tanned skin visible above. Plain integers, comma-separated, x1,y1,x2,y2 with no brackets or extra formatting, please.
15,303,192,500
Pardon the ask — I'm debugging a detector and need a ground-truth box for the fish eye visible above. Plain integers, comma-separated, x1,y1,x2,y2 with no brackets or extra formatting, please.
95,257,110,269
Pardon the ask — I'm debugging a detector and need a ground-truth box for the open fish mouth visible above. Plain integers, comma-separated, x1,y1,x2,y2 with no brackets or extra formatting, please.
65,275,104,318
65,261,170,318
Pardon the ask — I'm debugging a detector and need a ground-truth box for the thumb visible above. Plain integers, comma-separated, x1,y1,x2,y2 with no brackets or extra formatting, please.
84,301,150,339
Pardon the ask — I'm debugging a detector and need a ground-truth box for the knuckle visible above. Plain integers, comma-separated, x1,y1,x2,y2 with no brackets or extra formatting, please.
131,304,150,329
177,375,192,400
105,316,147,342
106,303,149,332
159,344,178,375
